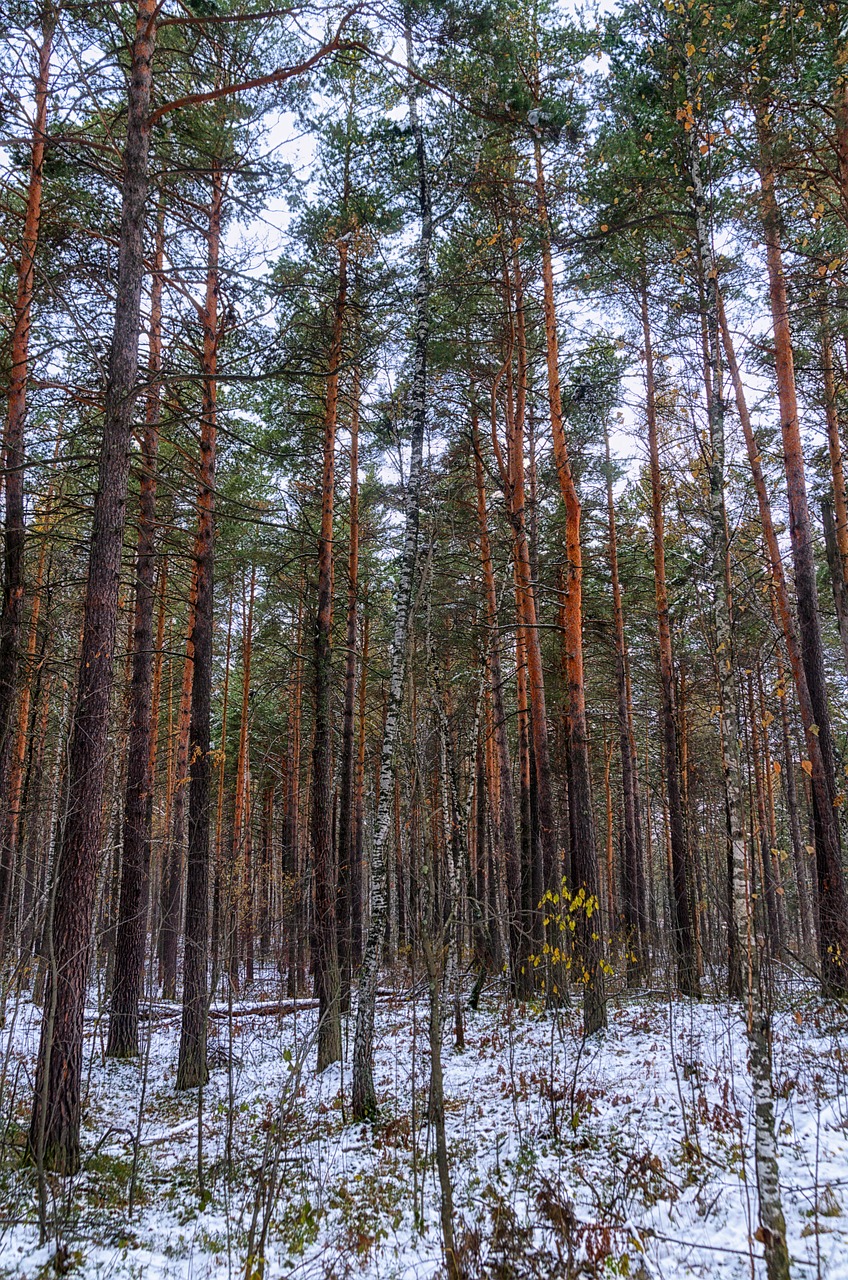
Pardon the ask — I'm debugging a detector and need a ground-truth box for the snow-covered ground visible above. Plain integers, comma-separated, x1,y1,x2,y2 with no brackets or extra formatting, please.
1,981,847,1278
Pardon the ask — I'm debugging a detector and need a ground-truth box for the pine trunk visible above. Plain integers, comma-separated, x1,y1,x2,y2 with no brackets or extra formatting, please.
176,163,222,1091
231,570,255,992
29,0,157,1174
107,206,165,1057
312,238,347,1072
727,244,848,993
160,566,197,998
534,140,604,1030
753,117,848,994
603,423,646,981
640,283,699,999
352,611,368,971
472,411,523,992
337,365,360,1007
0,15,54,952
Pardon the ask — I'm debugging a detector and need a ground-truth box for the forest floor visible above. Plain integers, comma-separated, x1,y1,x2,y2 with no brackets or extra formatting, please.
0,973,847,1279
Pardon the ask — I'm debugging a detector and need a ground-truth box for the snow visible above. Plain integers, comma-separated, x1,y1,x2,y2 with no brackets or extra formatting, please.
2,981,847,1278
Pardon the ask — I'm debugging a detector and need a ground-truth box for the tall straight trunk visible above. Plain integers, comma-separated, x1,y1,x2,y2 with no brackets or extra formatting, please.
283,595,304,994
471,411,522,992
0,14,54,953
312,240,348,1070
505,253,557,901
758,667,787,948
242,778,254,984
419,846,459,1280
160,565,197,997
717,249,819,1280
748,1006,791,1280
107,205,165,1057
484,692,507,965
720,295,844,958
534,140,605,1031
143,558,167,975
337,365,360,1006
640,283,699,999
352,609,368,970
819,316,848,670
603,422,646,979
685,128,749,1000
678,668,704,975
19,658,51,963
260,784,273,957
8,447,60,959
352,39,430,1120
602,733,615,933
774,637,814,953
177,163,222,1091
231,569,255,991
210,585,233,1000
29,0,156,1174
751,119,848,994
722,294,848,993
822,499,848,668
747,673,781,954
13,583,46,958
516,620,540,965
490,295,546,982
430,669,464,1047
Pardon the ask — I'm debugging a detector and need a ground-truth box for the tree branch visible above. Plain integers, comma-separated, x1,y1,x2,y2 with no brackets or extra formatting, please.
148,9,358,126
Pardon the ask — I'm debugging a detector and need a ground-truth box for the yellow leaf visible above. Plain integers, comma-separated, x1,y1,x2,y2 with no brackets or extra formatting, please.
685,41,696,56
801,760,813,776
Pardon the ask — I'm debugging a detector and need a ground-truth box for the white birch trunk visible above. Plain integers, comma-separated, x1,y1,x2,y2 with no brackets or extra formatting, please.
351,30,431,1119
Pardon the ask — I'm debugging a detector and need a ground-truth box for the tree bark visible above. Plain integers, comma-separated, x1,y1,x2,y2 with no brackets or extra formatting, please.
29,0,157,1174
640,282,699,999
8,447,59,962
210,582,233,1001
535,139,605,1031
821,497,848,671
603,422,646,981
819,314,848,672
312,237,347,1072
685,122,750,1000
472,410,522,992
337,364,360,1008
231,569,255,992
283,593,304,995
752,115,848,994
0,13,54,954
747,672,781,955
720,295,846,966
176,162,222,1091
505,252,557,911
351,36,430,1119
107,205,165,1057
160,564,197,998
352,610,368,972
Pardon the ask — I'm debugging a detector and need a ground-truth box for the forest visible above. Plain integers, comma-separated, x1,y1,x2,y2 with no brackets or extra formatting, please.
1,0,848,1275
